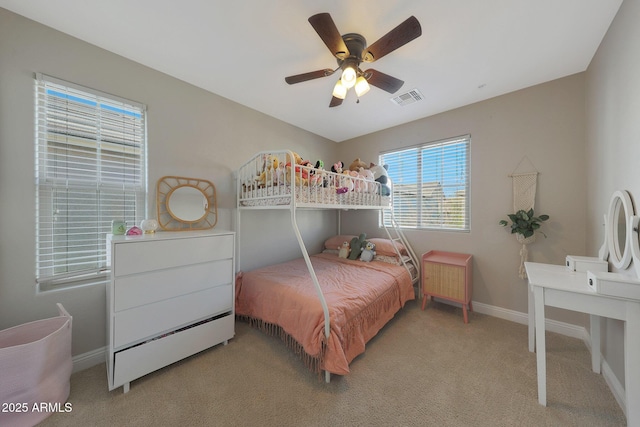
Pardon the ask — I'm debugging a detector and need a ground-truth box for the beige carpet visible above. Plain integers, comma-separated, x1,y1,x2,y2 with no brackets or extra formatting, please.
39,300,626,427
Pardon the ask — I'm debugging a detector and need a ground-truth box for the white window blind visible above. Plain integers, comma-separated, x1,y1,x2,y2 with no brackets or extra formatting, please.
35,73,147,290
380,135,470,231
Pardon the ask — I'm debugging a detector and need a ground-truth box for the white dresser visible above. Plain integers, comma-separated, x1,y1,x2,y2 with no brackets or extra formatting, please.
106,230,235,393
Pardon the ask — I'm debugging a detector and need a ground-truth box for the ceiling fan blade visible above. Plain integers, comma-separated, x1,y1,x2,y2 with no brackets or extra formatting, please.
285,69,335,85
363,16,422,62
329,96,344,108
365,69,405,94
308,13,350,60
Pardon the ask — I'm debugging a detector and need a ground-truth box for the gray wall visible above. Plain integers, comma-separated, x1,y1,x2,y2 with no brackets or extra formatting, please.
337,74,588,323
1,2,631,393
0,8,337,356
585,0,639,388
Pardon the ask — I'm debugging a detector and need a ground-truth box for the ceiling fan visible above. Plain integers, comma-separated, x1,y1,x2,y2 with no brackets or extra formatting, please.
285,13,422,107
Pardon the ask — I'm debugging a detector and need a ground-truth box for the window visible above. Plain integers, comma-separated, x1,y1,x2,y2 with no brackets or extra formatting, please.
35,74,147,290
380,135,470,231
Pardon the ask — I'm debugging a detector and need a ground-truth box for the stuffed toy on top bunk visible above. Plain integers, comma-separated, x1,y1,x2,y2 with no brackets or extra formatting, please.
249,152,391,201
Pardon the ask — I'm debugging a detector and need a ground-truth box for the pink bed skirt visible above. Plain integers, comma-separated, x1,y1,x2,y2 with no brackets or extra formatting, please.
0,303,72,427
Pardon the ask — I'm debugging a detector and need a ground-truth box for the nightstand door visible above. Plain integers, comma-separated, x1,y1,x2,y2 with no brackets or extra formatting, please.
423,261,466,301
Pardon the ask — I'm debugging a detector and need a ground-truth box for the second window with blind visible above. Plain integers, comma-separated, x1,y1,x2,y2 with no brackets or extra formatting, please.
380,135,470,232
35,74,147,291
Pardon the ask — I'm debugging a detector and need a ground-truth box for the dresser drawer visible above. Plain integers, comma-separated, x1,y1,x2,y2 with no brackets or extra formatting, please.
113,234,234,277
113,259,232,312
113,285,232,348
112,314,234,389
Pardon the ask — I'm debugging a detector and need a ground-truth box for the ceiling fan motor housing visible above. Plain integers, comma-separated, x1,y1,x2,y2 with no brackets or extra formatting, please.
338,33,367,70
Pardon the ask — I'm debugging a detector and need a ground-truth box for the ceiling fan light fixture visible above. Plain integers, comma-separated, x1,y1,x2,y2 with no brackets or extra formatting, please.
355,76,370,97
332,80,347,99
341,65,357,89
285,13,422,108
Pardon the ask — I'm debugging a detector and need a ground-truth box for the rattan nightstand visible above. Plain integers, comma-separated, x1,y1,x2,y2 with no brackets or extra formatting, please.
421,250,473,323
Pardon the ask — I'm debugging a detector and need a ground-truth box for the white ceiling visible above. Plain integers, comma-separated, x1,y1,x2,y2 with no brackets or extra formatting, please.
0,0,623,142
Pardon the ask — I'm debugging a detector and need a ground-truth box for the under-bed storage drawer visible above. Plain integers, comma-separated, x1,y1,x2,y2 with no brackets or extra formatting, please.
112,314,234,389
113,284,232,348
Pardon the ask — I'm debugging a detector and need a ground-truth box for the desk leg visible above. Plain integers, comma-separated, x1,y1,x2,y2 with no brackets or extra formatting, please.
626,302,640,426
589,314,601,374
528,284,535,353
533,286,547,406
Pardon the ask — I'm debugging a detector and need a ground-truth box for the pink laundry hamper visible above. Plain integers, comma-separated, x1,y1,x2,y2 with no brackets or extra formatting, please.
0,303,72,427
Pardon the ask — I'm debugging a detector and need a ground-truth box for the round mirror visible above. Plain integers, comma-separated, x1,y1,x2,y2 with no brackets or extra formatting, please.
167,186,208,222
156,176,217,231
606,190,634,269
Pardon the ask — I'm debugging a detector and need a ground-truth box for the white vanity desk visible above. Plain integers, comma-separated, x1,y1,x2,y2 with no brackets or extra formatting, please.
525,261,640,425
525,190,640,425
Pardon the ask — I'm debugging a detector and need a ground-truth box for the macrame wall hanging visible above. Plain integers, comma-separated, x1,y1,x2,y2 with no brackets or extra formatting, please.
509,157,539,279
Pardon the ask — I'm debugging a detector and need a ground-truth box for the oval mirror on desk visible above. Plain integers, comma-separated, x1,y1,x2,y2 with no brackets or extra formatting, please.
157,176,217,231
606,189,634,269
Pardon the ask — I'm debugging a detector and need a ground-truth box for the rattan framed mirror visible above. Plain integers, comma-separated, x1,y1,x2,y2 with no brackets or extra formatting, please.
156,176,217,231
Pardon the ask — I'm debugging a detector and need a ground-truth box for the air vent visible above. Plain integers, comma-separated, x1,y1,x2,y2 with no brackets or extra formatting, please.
390,89,424,106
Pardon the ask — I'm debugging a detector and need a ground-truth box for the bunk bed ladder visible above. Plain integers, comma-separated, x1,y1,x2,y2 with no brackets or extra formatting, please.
382,209,421,290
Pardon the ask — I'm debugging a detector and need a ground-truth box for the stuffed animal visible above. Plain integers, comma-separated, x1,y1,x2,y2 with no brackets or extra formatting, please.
331,161,343,174
285,152,309,186
286,151,302,166
256,155,278,187
338,241,350,259
359,241,376,262
369,163,392,196
274,162,285,185
331,161,344,188
349,158,368,171
315,160,330,187
342,170,357,192
285,164,308,186
306,160,324,187
309,172,323,187
357,167,375,193
348,233,367,260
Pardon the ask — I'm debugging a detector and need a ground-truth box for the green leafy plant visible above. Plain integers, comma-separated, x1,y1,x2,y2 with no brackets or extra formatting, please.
499,208,550,238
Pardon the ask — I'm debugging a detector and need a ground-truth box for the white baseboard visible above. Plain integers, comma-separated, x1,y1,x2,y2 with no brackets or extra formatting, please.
72,346,105,374
472,301,587,341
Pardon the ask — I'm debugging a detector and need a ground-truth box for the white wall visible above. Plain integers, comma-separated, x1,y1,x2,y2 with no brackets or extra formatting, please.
0,8,337,356
585,0,640,388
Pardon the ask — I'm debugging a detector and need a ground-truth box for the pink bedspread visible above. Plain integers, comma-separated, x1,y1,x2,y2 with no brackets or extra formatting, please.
235,253,414,375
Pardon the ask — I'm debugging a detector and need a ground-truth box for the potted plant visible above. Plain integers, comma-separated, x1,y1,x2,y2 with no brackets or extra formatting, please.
499,208,550,243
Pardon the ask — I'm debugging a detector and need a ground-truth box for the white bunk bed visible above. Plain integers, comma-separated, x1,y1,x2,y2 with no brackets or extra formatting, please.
236,149,420,382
